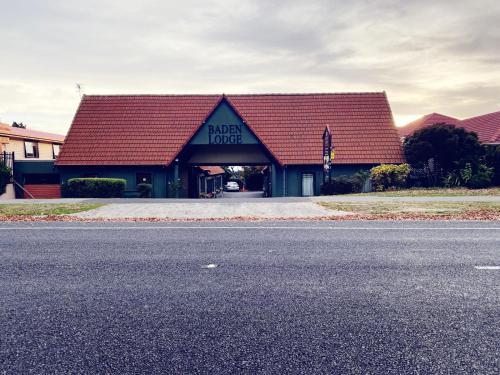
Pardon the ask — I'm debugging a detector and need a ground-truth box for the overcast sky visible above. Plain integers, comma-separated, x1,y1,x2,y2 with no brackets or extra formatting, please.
1,0,499,134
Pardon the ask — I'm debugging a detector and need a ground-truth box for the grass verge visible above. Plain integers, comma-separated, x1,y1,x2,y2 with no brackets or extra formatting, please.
319,201,500,220
348,187,500,197
0,203,104,217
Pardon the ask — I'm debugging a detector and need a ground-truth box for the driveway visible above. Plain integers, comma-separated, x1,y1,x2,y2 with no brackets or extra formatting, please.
73,200,342,219
1,221,498,374
222,191,264,199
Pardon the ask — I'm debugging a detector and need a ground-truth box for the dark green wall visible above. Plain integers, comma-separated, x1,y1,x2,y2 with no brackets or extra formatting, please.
13,160,59,198
58,165,171,198
58,163,376,198
271,164,375,197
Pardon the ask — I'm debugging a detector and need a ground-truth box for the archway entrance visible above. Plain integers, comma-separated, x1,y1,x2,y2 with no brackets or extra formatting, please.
173,98,278,198
185,164,270,199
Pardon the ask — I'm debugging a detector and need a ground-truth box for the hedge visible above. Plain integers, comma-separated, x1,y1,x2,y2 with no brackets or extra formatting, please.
62,178,126,198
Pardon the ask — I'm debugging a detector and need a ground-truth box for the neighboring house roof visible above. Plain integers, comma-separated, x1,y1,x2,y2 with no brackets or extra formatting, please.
398,111,500,144
397,113,460,138
0,122,65,143
56,93,404,166
461,111,500,144
199,166,225,175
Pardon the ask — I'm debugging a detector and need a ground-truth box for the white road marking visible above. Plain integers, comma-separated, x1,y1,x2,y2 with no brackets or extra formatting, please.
0,226,499,230
202,264,219,269
474,266,500,270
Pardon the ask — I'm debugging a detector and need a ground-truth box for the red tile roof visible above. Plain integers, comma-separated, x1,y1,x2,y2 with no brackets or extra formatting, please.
56,93,404,166
0,122,65,143
398,111,500,144
199,166,225,175
397,113,460,138
461,111,500,144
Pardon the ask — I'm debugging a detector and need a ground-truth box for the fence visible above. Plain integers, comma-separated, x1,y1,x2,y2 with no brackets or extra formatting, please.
0,151,14,170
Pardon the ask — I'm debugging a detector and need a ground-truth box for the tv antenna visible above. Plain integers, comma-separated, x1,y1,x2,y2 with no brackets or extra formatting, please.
76,83,84,98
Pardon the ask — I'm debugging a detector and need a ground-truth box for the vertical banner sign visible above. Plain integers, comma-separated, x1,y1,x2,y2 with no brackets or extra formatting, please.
322,126,333,183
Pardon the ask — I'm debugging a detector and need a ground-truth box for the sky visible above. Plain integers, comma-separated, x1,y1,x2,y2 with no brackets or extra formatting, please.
1,0,499,134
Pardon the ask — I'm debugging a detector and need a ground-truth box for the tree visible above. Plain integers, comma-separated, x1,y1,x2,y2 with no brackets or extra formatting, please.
242,166,264,191
12,122,26,129
404,124,483,174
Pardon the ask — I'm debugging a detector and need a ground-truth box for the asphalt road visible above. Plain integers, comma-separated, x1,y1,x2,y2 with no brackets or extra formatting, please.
0,221,499,374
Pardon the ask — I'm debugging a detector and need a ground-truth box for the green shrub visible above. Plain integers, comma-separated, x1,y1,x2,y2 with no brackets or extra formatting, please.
483,145,500,186
467,164,494,189
0,164,12,195
137,183,152,198
443,163,493,189
443,171,462,188
321,176,362,195
167,179,183,198
63,178,126,198
370,164,410,191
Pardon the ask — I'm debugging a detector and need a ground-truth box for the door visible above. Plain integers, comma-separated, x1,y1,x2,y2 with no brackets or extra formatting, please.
302,173,314,196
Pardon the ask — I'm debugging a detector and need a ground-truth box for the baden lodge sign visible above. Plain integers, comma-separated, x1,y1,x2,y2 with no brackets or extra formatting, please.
189,101,259,146
208,124,243,144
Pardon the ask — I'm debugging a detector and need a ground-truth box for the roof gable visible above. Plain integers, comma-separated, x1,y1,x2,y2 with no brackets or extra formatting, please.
189,99,259,146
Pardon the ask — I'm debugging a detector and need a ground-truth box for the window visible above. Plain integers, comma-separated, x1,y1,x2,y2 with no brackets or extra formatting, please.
136,173,152,185
52,144,60,158
24,141,39,158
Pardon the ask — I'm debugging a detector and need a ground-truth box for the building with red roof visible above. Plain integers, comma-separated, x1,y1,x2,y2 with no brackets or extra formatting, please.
56,93,404,197
1,122,65,199
398,111,500,145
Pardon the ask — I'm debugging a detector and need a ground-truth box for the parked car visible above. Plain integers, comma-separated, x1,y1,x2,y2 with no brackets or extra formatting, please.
225,181,240,192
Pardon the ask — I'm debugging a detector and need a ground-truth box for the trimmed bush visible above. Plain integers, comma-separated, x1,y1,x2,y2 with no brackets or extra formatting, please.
0,164,11,195
321,175,362,195
63,178,126,198
370,164,410,191
137,183,153,198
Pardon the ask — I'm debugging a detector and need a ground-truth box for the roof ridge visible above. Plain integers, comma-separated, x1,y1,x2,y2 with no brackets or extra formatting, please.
82,92,387,98
83,94,221,98
463,110,500,122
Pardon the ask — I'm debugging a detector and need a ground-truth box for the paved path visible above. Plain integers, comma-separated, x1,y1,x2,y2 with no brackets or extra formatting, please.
74,201,342,219
222,191,264,199
0,221,498,374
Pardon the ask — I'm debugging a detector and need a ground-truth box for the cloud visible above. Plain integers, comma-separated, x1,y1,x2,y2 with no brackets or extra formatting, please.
0,0,499,132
